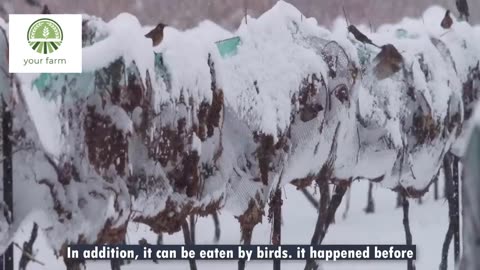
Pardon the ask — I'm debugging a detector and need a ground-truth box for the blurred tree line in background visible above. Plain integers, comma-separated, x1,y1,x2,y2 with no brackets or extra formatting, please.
1,0,479,29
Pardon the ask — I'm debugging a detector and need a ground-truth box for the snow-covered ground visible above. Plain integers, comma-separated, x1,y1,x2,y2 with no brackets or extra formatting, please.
14,180,453,270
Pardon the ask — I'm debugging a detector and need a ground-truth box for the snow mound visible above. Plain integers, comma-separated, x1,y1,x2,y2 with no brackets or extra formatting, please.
219,1,329,137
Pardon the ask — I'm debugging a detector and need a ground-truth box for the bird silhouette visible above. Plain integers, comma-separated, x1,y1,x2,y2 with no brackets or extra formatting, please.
373,44,404,80
347,25,380,48
145,23,167,47
41,4,50,14
456,0,469,22
441,10,453,29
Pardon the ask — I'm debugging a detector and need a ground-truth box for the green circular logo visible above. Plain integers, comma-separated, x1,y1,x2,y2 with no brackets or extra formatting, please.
27,18,63,54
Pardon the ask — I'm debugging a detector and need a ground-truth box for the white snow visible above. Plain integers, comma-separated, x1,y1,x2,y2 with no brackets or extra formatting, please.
83,13,155,79
18,74,64,158
15,182,455,270
156,20,231,103
191,133,202,155
219,1,329,137
105,105,133,134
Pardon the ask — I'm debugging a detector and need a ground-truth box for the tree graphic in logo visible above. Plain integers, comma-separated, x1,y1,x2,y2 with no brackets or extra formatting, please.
27,18,63,54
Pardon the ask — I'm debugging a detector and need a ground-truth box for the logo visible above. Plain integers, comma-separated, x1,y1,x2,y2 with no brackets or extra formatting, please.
27,18,63,54
9,14,82,73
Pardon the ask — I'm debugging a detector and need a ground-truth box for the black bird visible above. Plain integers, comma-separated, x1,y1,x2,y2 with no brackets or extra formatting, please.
347,25,380,48
456,0,469,22
373,44,404,80
441,10,453,29
41,4,50,14
145,23,167,47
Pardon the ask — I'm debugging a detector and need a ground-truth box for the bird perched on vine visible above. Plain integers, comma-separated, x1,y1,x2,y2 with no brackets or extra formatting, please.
145,23,167,47
456,0,469,22
347,25,380,48
373,44,404,80
441,10,453,29
41,4,50,14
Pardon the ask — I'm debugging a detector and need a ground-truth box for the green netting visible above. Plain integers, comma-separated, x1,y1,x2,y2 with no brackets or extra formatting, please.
357,45,375,67
395,28,420,39
216,36,241,58
32,73,52,92
154,52,172,91
18,39,228,101
32,72,96,101
28,53,173,101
